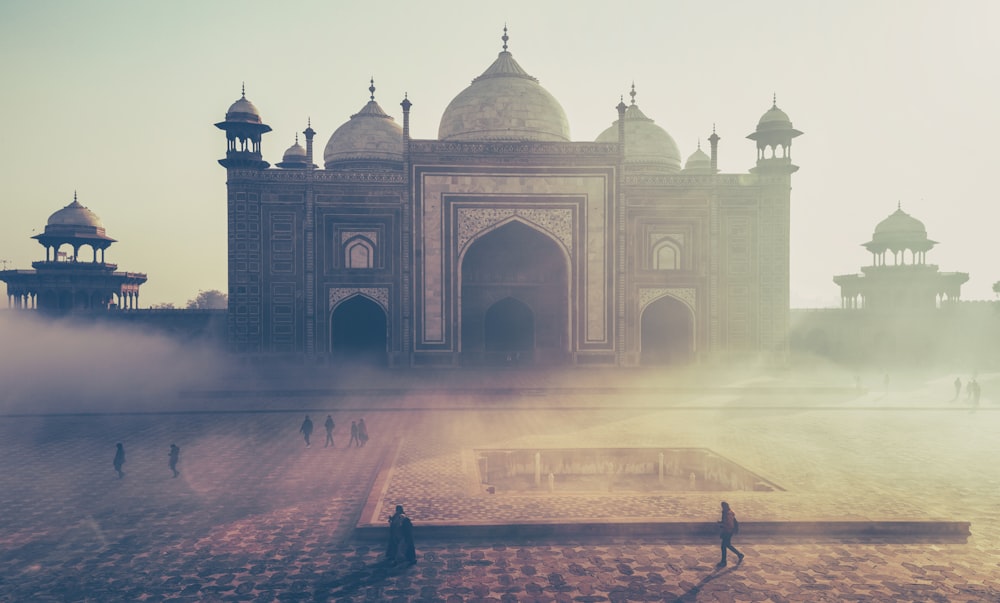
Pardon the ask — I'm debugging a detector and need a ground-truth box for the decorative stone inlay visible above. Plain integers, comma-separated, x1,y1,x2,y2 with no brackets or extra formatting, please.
639,287,696,313
653,233,684,247
329,287,388,312
457,208,573,254
341,230,378,245
228,169,406,184
410,140,619,156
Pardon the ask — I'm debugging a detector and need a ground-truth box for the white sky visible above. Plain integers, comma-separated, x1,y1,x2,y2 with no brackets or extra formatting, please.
1,0,998,308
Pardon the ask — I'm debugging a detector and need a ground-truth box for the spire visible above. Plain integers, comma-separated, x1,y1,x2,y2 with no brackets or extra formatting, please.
772,92,777,107
502,24,509,51
369,77,375,101
242,82,246,98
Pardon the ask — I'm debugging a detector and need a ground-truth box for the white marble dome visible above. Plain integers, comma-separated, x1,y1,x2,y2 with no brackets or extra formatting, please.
438,35,570,142
596,91,681,174
324,85,403,169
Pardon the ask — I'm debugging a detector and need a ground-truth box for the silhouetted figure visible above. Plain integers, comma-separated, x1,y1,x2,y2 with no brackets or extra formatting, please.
324,415,335,448
358,418,369,447
717,501,744,567
113,443,126,479
300,415,314,447
385,504,416,566
953,377,962,401
349,421,359,448
967,379,975,401
971,379,981,407
168,444,180,478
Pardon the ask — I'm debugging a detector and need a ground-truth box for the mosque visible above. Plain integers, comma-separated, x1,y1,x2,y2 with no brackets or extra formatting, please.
216,30,802,367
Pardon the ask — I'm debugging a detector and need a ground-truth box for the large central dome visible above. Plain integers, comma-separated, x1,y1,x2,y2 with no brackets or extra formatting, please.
438,30,570,142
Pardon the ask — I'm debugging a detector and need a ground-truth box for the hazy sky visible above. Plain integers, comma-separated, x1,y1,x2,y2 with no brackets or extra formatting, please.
1,1,997,308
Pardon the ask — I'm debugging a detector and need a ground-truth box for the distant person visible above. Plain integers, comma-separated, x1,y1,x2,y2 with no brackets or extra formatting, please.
971,379,981,407
113,443,126,479
385,504,416,566
358,418,369,447
717,501,744,567
967,379,975,401
349,421,359,448
300,415,314,448
168,444,180,478
324,415,336,448
953,377,962,402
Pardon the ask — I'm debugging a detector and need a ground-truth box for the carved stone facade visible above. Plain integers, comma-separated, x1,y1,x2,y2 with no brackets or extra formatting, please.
216,46,800,367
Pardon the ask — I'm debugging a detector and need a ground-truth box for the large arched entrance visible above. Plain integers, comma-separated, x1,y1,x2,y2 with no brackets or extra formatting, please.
330,295,388,366
460,221,568,366
640,296,694,365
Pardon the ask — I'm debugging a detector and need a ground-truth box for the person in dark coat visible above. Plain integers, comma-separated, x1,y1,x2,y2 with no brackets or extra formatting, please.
717,501,744,567
349,421,359,448
324,415,335,448
168,444,180,478
386,504,416,566
300,415,314,447
113,443,126,479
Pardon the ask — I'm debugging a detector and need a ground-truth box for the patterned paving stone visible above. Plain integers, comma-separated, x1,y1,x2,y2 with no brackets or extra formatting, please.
0,375,998,601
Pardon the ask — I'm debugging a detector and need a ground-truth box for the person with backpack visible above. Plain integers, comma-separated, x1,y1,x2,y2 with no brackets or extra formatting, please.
717,501,744,567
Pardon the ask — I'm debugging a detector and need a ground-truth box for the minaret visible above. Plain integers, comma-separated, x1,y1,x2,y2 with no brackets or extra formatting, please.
746,94,802,175
303,117,316,169
708,124,720,173
746,96,803,358
215,84,272,170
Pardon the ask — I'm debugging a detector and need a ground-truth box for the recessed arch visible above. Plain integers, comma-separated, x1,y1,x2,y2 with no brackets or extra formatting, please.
640,294,694,365
459,220,569,366
343,235,375,269
330,294,388,366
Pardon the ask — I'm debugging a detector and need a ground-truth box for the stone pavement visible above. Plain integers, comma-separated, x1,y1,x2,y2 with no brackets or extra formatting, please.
1,369,999,601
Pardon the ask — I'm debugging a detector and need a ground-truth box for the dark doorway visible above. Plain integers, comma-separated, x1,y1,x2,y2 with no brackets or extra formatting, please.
330,295,387,366
461,221,568,365
485,297,534,353
640,296,693,365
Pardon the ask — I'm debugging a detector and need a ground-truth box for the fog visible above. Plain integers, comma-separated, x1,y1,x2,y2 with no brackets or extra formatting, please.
0,312,236,414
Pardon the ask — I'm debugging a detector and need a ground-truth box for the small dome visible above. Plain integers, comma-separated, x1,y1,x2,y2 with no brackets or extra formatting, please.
438,31,570,142
873,207,927,239
683,143,713,173
47,196,104,229
755,98,795,132
276,135,310,169
324,82,403,169
865,205,936,252
224,89,263,124
595,88,681,174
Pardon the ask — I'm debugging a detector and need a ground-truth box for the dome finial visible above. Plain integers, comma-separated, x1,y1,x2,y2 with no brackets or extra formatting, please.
295,132,299,144
502,24,509,51
772,92,777,107
369,77,376,101
242,82,246,98
630,82,637,105
697,138,702,150
308,116,311,128
897,201,901,210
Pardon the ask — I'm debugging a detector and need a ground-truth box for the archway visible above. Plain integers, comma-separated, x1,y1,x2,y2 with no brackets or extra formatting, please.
640,296,694,365
330,295,388,366
461,221,568,365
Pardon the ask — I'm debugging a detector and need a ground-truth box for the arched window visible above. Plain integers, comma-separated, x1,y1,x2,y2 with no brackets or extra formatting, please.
653,239,681,270
344,237,375,269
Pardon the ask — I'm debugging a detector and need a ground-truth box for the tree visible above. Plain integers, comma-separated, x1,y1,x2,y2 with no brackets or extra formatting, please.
187,289,227,310
150,302,176,309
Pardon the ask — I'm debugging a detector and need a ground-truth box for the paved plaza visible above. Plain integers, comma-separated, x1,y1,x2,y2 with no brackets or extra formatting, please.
1,368,999,602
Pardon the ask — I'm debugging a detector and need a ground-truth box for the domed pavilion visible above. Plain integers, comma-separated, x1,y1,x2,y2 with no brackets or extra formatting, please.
0,194,147,314
833,205,968,310
216,28,803,366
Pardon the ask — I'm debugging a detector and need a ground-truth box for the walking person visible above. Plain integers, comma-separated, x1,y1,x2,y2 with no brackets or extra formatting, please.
953,377,962,402
113,443,126,479
358,418,369,447
717,501,744,567
300,415,314,448
324,415,335,448
168,444,180,478
349,421,359,448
